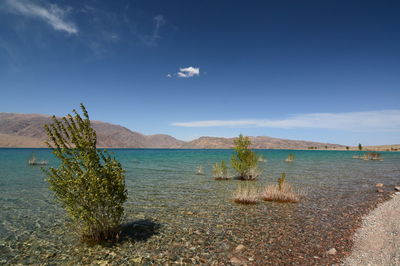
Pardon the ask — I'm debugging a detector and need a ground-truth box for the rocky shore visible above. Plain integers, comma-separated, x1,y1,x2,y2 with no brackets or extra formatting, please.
344,191,400,266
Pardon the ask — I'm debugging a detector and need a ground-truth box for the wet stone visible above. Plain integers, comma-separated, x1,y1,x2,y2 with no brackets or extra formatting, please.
235,244,245,252
230,256,247,265
326,248,337,255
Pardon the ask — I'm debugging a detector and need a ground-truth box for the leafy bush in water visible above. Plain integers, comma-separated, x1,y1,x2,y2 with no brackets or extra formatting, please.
43,104,127,242
285,154,295,162
213,160,229,180
231,134,259,180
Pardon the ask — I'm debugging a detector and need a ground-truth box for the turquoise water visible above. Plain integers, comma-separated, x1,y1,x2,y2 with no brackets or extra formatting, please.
1,149,400,264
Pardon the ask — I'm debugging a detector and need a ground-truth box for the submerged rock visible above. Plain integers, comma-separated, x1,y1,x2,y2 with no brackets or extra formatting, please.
394,186,400,191
326,248,337,255
377,189,384,193
376,184,384,188
235,244,245,252
230,256,247,265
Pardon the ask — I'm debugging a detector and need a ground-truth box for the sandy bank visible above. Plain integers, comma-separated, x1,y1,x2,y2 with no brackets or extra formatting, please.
343,193,400,266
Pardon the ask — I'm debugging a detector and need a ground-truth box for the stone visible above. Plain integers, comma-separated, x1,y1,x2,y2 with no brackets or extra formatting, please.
326,248,337,255
395,192,400,195
377,189,384,193
395,186,400,191
376,183,384,188
230,256,247,265
235,244,245,252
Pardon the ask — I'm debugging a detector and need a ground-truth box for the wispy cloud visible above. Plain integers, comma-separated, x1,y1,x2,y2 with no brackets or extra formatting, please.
4,0,78,34
172,110,400,132
167,66,200,78
125,14,165,46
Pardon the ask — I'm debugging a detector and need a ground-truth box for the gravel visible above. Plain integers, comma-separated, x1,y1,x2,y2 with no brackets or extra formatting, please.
343,193,400,266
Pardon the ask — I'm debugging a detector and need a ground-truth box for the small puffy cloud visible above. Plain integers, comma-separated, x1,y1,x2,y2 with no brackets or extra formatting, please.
4,0,78,34
167,66,200,78
172,110,400,132
177,66,200,78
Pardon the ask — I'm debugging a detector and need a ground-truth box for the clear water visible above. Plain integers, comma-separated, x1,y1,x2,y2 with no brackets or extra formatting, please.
1,148,399,264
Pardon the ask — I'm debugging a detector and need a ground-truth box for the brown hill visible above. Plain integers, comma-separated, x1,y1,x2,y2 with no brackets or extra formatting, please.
181,136,344,150
0,113,183,148
3,112,391,150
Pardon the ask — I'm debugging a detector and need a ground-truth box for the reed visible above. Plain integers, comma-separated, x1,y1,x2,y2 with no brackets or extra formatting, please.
213,160,229,180
262,174,303,203
233,183,259,204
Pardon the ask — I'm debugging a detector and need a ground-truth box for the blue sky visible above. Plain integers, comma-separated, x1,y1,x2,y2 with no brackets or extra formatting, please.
0,0,399,145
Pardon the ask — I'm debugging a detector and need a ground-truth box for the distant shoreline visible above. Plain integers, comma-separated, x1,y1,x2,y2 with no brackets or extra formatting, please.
1,147,399,152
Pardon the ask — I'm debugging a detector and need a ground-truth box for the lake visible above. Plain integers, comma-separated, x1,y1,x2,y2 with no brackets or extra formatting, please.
1,149,399,264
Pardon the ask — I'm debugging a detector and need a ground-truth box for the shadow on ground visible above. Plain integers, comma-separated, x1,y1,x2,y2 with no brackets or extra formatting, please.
119,219,161,242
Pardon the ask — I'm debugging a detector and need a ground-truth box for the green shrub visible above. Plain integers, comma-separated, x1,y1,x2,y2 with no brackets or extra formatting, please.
231,134,259,180
213,160,229,180
43,104,127,242
278,173,286,191
285,154,295,162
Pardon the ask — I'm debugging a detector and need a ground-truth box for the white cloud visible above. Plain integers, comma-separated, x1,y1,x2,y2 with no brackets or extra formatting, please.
167,66,200,78
4,0,78,34
178,66,200,78
172,110,400,132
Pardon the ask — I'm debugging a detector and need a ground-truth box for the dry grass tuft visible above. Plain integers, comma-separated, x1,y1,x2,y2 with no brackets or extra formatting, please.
261,183,302,203
233,184,259,204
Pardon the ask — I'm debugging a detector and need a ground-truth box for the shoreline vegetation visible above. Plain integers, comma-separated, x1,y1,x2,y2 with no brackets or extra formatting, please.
43,104,127,242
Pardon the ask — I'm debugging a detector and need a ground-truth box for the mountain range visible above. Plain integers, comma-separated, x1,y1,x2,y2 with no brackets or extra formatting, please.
0,112,347,149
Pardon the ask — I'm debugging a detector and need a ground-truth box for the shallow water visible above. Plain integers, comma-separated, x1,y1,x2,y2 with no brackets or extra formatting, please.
0,149,399,264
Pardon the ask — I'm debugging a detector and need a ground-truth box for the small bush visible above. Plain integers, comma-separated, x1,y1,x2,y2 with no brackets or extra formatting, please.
243,166,261,180
262,184,300,203
353,152,383,161
258,155,267,162
231,134,260,180
285,154,295,162
43,104,127,242
213,160,229,180
278,173,286,191
196,165,205,175
233,183,259,204
262,174,302,203
363,152,383,161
